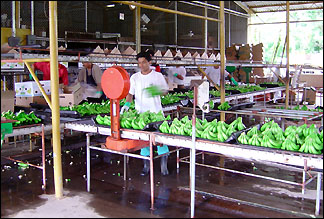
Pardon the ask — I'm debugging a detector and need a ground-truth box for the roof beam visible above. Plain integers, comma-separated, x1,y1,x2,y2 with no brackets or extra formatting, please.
233,1,255,14
249,1,323,8
255,7,323,13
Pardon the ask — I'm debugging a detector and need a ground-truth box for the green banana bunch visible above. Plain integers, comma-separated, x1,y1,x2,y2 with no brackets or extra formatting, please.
238,132,249,145
296,124,307,137
299,137,322,154
268,137,282,149
305,133,323,151
281,139,299,151
303,124,318,137
295,134,305,146
226,125,236,136
217,130,228,142
248,134,261,146
284,125,297,137
144,85,163,97
218,101,231,111
159,121,170,133
247,126,259,138
262,128,275,140
285,133,297,144
274,131,285,142
120,117,133,129
270,122,284,136
161,93,184,105
260,122,270,132
95,115,111,126
2,110,42,126
230,117,245,131
260,135,273,147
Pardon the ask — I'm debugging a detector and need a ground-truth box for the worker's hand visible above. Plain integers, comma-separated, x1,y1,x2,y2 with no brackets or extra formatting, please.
230,77,238,86
120,102,131,114
144,85,163,97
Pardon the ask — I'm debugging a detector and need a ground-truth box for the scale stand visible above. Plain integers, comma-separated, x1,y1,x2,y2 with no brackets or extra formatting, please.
101,66,148,152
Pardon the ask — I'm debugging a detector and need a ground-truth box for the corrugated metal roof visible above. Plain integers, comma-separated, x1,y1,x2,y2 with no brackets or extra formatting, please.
240,1,323,13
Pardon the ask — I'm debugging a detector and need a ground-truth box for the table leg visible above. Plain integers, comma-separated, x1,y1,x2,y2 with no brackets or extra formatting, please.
42,124,46,190
150,134,155,210
124,155,127,181
315,172,322,216
86,134,91,192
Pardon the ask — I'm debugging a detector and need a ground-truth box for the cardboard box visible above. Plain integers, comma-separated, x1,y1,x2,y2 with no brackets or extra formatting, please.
302,87,316,105
254,77,268,84
1,91,15,113
65,82,81,93
253,68,264,77
15,96,49,107
238,45,251,60
59,87,83,106
15,80,51,97
299,74,323,88
225,45,238,61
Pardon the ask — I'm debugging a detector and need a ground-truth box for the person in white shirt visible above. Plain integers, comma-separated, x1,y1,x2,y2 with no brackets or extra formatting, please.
120,51,170,176
203,65,230,87
168,57,186,89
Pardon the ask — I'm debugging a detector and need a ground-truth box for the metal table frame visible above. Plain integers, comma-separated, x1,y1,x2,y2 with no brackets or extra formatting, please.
179,151,322,216
2,124,47,190
82,132,183,211
65,119,323,216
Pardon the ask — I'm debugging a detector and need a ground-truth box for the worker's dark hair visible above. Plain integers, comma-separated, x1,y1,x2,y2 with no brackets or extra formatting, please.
145,49,154,57
136,51,152,62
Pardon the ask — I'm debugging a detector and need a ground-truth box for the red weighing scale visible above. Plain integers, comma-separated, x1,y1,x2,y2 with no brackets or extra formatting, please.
101,66,149,152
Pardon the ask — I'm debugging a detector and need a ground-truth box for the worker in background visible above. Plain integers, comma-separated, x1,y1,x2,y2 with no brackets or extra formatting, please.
168,56,186,89
77,62,103,98
120,51,170,176
31,62,69,87
202,60,238,87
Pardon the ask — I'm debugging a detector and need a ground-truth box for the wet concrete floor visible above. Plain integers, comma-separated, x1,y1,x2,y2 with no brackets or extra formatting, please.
1,131,323,218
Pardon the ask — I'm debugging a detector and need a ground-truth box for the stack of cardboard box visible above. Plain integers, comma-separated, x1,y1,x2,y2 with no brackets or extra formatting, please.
59,82,83,106
1,90,15,113
15,81,51,107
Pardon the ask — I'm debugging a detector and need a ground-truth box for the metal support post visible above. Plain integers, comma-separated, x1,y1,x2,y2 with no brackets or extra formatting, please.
12,1,16,37
85,1,88,32
123,155,127,181
149,134,155,210
86,133,91,192
315,172,321,216
3,76,6,91
135,3,141,53
176,147,180,173
302,159,307,194
29,133,33,152
31,1,34,35
16,1,20,29
285,1,290,109
49,1,63,199
42,124,46,189
202,152,205,164
220,1,225,122
190,86,198,218
175,1,177,47
204,2,208,53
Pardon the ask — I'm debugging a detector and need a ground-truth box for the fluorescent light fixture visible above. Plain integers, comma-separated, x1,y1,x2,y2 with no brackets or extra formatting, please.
106,4,115,8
